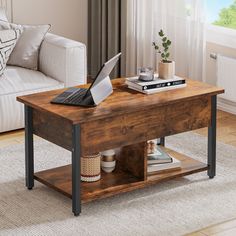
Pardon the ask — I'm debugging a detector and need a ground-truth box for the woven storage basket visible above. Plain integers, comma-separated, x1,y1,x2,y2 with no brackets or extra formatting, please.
81,153,101,182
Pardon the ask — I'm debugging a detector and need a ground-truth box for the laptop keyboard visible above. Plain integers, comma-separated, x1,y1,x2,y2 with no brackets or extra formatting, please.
65,88,87,104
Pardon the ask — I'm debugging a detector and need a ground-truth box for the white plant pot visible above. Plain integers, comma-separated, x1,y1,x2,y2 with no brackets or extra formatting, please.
101,160,116,173
158,61,175,80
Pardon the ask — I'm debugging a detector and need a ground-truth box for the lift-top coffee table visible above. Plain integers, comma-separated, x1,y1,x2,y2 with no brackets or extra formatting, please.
17,78,224,216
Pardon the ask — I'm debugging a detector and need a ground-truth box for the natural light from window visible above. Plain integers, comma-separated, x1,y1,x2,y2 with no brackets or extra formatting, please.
207,0,236,30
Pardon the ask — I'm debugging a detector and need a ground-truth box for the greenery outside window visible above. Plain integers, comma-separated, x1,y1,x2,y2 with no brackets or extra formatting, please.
207,0,236,30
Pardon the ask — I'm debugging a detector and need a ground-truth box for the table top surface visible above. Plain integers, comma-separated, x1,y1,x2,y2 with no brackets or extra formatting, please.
17,78,224,124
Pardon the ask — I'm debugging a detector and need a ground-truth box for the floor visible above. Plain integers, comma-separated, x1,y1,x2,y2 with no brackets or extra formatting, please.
186,111,236,236
1,110,236,236
187,221,236,236
0,129,25,148
195,110,236,147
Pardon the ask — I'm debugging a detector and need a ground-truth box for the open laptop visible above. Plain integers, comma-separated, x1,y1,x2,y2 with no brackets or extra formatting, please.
51,53,121,107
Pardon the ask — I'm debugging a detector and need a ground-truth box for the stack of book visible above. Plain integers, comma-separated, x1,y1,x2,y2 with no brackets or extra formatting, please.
147,145,181,174
125,75,186,94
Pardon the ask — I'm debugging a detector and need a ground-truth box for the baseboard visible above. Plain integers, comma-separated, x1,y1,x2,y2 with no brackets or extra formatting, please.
217,97,236,115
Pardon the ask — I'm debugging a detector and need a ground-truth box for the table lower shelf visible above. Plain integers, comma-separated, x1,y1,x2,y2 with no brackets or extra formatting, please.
34,149,208,203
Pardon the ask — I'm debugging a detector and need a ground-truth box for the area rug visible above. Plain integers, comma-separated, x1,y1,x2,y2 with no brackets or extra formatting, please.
0,132,236,236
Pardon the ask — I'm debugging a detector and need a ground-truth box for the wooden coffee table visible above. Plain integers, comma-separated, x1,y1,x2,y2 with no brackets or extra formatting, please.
17,78,224,216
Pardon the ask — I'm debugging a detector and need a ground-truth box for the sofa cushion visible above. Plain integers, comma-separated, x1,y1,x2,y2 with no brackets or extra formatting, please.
0,66,64,96
0,66,64,133
0,29,22,76
39,33,87,87
0,8,8,21
0,21,51,70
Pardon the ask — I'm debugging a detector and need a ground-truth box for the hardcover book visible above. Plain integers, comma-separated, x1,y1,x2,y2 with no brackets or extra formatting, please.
148,146,173,164
128,84,186,94
147,157,181,173
125,75,186,91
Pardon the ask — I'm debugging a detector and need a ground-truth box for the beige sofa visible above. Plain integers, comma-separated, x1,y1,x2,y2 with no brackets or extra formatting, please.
0,33,87,133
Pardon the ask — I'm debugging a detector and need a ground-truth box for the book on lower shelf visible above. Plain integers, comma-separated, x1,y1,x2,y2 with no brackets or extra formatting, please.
126,75,186,94
147,141,182,174
148,157,181,173
148,145,172,165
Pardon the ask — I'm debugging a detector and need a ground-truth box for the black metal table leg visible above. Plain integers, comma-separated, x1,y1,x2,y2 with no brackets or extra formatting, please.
72,125,81,216
25,105,34,190
208,95,217,179
160,137,165,146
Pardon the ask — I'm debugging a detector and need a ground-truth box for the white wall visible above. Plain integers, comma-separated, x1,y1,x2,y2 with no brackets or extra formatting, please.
11,0,88,45
205,42,236,85
205,26,236,85
205,26,236,114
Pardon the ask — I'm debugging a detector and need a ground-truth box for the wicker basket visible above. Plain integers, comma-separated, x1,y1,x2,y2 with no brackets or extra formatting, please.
81,153,101,182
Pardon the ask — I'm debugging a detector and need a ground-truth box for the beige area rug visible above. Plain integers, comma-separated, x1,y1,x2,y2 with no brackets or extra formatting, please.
0,132,236,236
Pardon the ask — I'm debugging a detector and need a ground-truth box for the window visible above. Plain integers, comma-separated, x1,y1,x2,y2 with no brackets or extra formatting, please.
207,0,236,30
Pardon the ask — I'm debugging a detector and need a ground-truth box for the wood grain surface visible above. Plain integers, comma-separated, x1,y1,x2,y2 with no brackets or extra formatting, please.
80,96,211,155
17,78,224,124
34,147,208,203
33,109,72,151
118,142,147,180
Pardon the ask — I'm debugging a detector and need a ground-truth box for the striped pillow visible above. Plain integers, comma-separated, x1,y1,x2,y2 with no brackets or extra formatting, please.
0,29,21,76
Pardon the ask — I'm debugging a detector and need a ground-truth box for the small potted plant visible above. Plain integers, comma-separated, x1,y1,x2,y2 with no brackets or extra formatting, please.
152,30,175,79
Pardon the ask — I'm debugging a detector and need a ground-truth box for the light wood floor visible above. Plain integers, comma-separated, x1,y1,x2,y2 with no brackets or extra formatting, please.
187,219,236,236
1,110,236,236
195,110,236,147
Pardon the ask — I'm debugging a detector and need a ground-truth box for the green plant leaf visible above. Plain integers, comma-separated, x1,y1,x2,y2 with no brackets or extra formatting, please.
167,40,172,46
166,52,170,58
159,30,164,37
161,53,165,58
162,37,167,42
164,47,169,52
155,46,159,50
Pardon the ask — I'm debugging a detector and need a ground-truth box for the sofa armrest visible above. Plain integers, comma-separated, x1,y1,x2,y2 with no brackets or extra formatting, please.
39,33,87,87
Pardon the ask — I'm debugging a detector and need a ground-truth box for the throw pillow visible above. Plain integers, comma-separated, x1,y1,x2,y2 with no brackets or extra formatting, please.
0,8,8,21
0,21,50,70
0,29,21,76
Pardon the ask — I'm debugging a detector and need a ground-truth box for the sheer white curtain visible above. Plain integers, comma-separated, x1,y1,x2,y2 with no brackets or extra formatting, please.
126,0,206,81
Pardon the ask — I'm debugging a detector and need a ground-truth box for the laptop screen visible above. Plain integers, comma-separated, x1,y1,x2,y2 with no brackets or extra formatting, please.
87,53,122,92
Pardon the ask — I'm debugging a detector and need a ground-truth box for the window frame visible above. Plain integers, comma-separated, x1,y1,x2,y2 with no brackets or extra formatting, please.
206,24,236,49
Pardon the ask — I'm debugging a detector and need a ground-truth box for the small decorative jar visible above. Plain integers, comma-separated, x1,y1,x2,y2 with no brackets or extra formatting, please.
138,67,154,81
81,153,101,182
101,149,116,173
